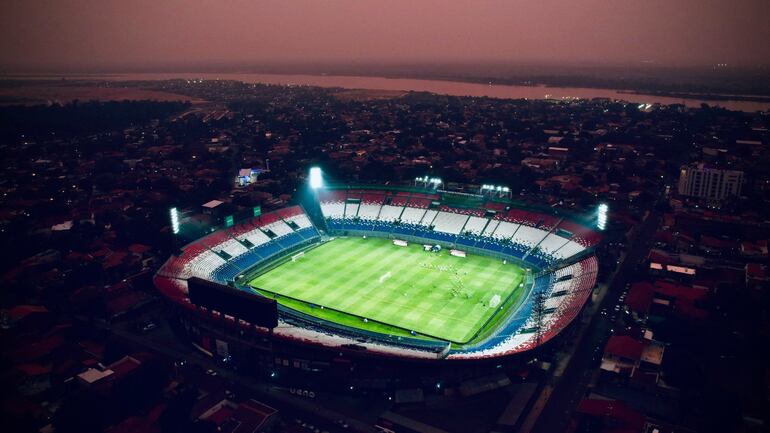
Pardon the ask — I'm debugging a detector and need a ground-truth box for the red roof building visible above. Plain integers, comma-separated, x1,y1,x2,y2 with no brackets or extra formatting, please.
625,283,654,319
576,398,646,433
601,335,645,377
746,263,769,288
605,335,644,362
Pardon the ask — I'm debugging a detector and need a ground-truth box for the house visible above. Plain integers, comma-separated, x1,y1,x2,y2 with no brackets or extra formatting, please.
575,398,646,433
746,263,769,289
601,335,644,377
197,399,277,433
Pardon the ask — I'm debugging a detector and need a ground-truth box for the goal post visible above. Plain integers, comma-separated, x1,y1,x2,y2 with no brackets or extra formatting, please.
291,251,305,262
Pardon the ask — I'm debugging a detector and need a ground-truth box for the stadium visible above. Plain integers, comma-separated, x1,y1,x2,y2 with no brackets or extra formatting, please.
154,170,601,362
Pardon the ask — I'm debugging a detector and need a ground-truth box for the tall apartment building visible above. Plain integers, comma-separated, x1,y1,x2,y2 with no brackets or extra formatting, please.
677,164,743,200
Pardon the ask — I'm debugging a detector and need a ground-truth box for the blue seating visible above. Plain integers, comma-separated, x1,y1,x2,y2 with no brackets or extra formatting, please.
456,273,553,354
456,236,478,248
208,226,321,284
230,249,262,271
326,219,550,267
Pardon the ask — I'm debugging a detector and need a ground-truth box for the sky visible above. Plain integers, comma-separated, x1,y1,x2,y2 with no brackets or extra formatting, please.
1,0,769,72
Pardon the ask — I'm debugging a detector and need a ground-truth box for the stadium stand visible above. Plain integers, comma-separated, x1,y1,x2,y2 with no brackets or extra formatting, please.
159,194,601,360
492,221,521,240
201,230,230,247
344,202,360,218
463,216,489,235
418,209,439,227
399,207,427,225
361,191,387,204
432,211,470,234
557,219,602,247
276,205,304,219
263,220,294,237
555,240,585,259
484,201,507,212
511,225,549,248
215,238,250,257
482,219,500,237
407,197,432,209
356,203,382,220
239,227,271,246
439,205,485,217
320,202,345,219
450,255,598,359
537,233,571,259
378,205,404,222
182,250,227,280
286,213,313,229
227,221,256,238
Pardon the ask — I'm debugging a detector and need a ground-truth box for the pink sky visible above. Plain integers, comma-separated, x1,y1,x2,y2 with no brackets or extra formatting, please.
1,0,769,71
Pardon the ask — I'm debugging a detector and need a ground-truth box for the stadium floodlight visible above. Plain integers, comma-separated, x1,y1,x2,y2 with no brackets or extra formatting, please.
309,167,323,189
170,207,180,234
597,203,609,231
481,184,510,196
417,176,442,188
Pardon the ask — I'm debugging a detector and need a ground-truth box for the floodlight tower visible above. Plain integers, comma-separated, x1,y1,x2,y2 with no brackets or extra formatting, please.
170,207,180,234
597,203,609,231
169,207,181,251
301,166,328,233
480,184,512,199
415,176,442,190
309,166,324,190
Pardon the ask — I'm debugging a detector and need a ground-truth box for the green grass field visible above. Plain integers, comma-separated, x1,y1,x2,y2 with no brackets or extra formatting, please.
247,237,526,343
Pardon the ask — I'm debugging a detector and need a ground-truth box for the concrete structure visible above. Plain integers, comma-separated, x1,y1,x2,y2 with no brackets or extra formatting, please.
677,163,743,200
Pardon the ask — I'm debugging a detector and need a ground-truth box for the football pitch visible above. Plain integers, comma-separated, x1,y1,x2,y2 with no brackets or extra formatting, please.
247,237,527,343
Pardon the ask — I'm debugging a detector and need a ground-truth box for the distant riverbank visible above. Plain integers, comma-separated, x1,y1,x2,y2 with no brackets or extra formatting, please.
4,72,770,112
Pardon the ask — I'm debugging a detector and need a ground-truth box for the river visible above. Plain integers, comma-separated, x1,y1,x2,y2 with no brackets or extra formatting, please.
12,72,770,112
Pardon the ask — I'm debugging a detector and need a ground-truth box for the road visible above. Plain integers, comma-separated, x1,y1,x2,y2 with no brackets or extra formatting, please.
530,207,661,433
